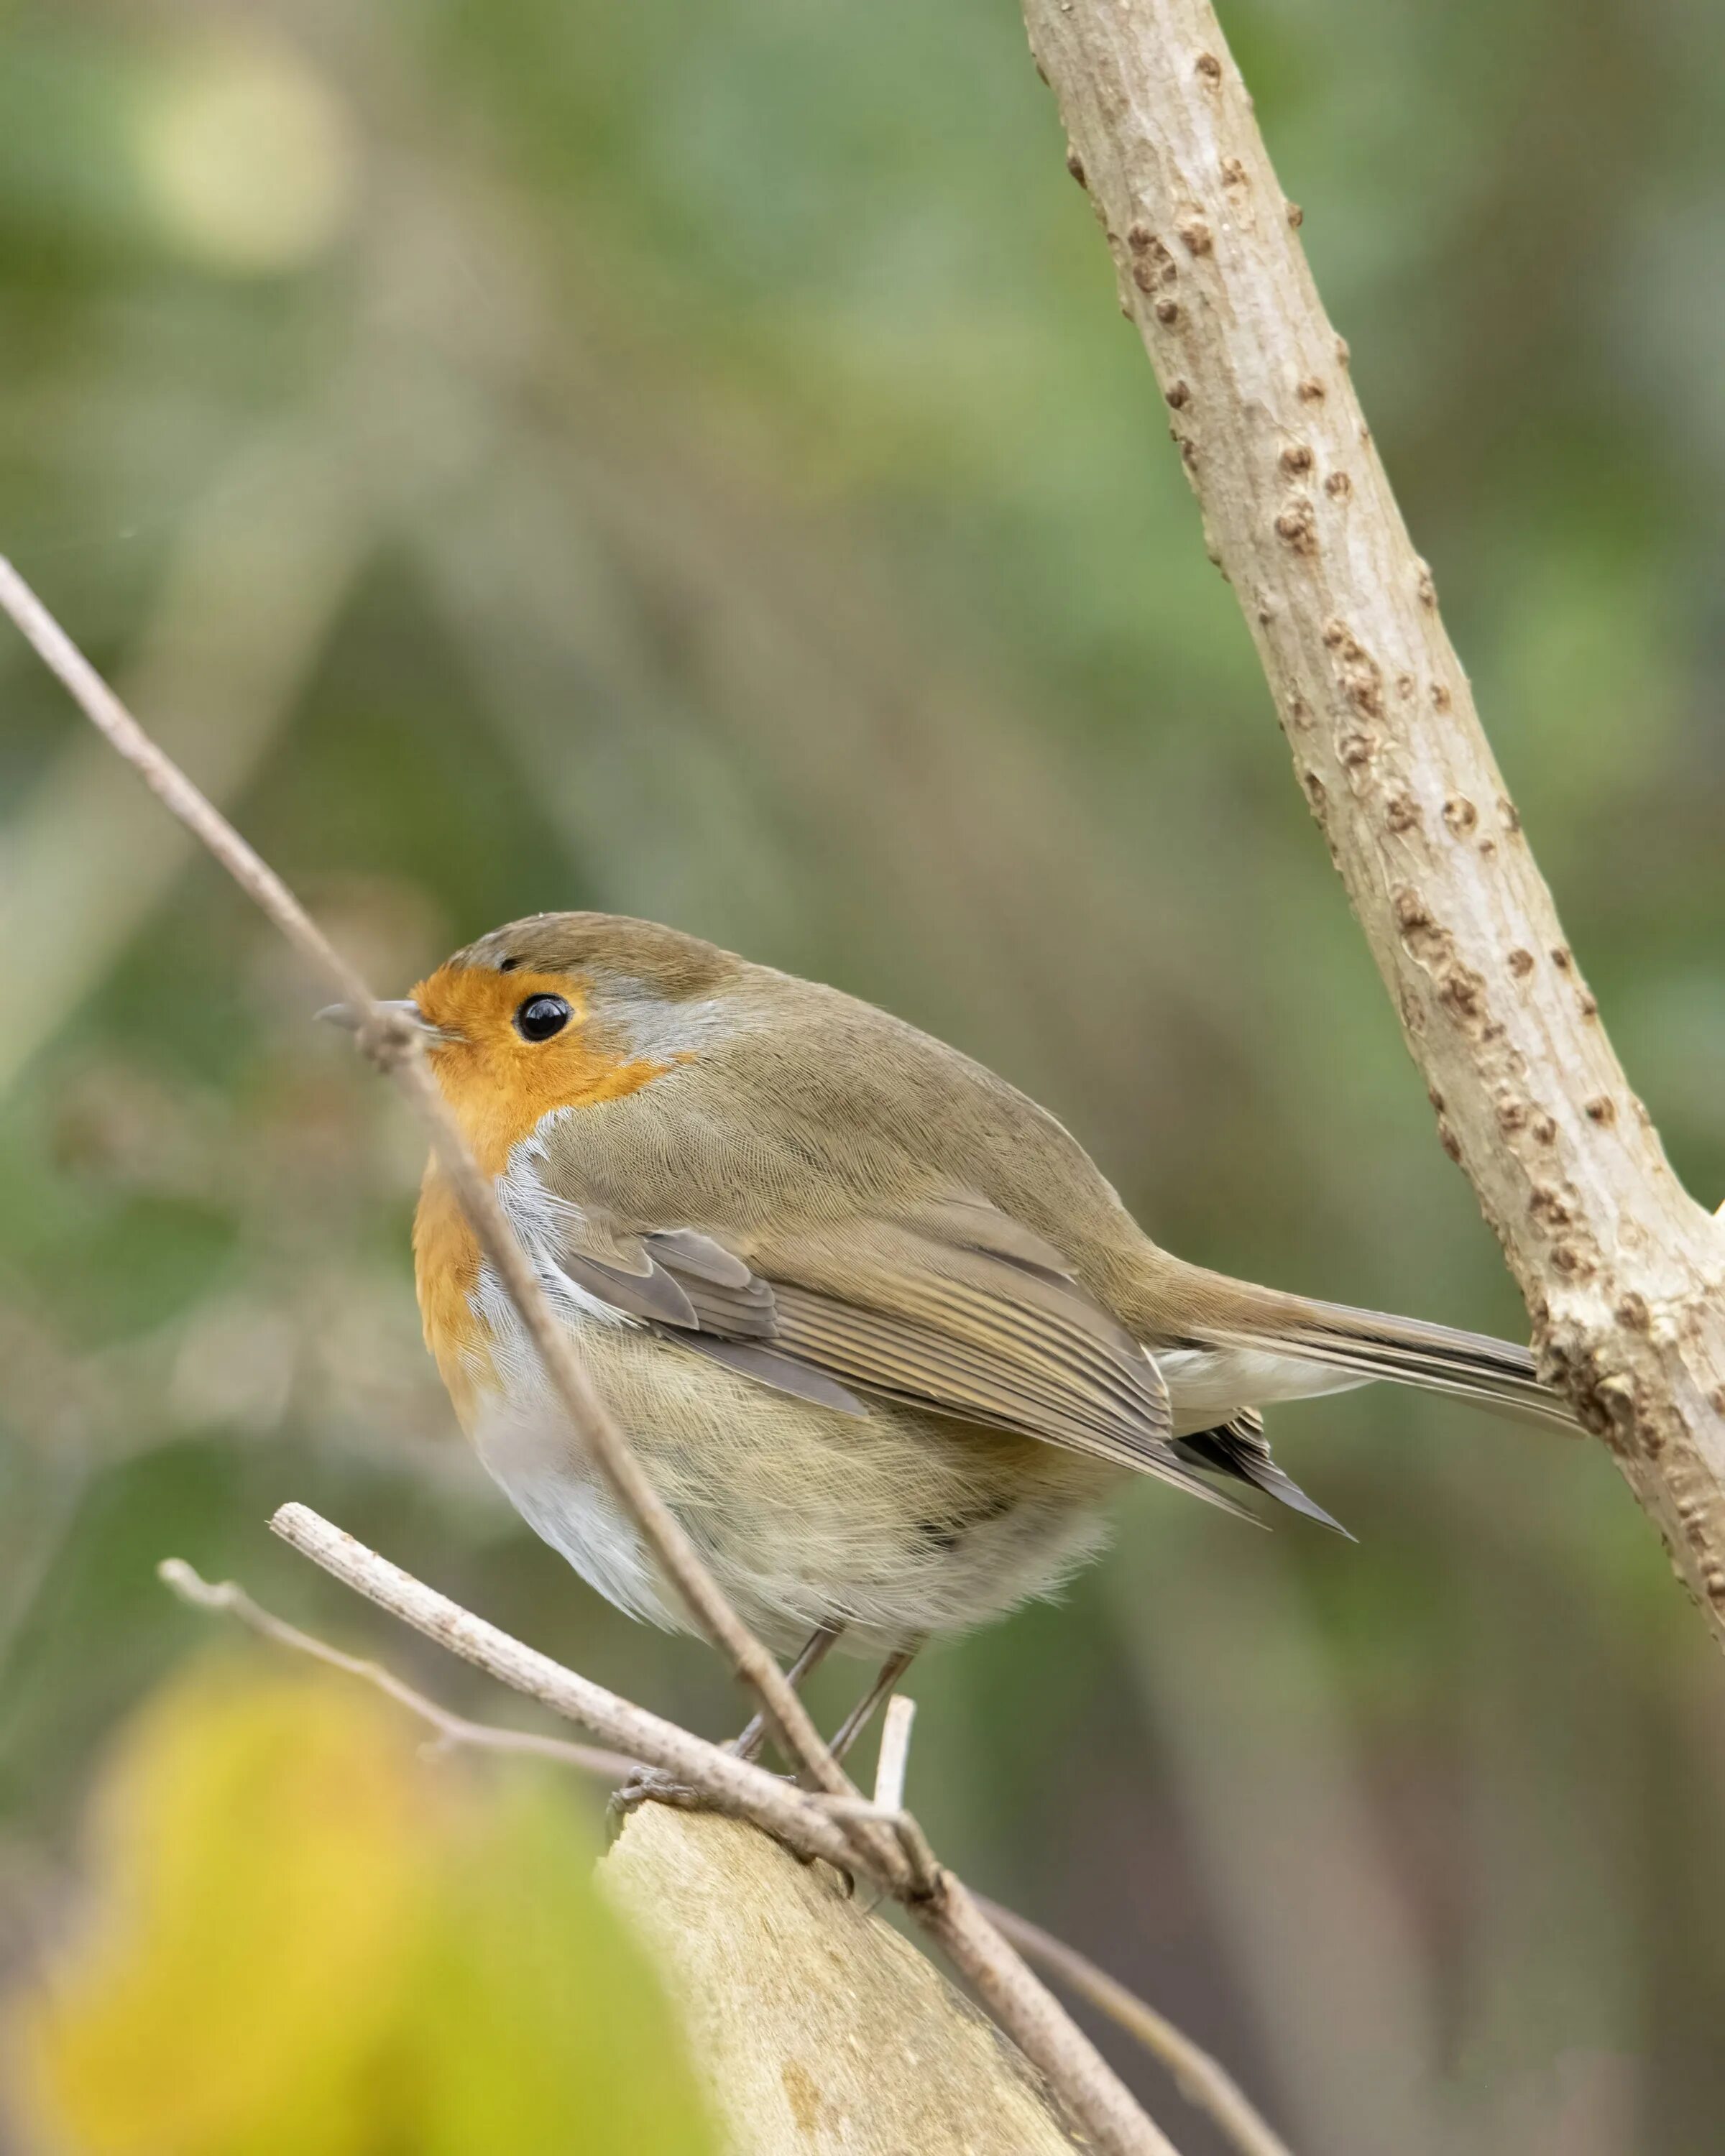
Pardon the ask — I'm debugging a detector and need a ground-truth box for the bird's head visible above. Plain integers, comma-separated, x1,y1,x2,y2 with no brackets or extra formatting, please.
326,911,741,1173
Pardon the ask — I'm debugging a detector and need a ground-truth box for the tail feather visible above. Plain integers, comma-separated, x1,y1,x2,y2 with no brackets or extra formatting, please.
1274,1297,1577,1430
1147,1266,1576,1536
1166,1270,1579,1432
1174,1410,1354,1537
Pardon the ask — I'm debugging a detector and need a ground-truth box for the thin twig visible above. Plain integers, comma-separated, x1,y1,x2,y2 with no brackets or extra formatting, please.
259,1509,869,1870
0,556,1179,2156
812,1795,944,1901
873,1693,917,1813
975,1897,1296,2156
0,556,865,1831
729,1623,842,1762
0,558,374,1010
157,1557,640,1782
387,1050,867,1814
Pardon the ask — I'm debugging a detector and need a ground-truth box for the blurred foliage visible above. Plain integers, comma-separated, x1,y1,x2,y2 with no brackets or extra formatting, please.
1,0,1722,2151
2,1662,714,2155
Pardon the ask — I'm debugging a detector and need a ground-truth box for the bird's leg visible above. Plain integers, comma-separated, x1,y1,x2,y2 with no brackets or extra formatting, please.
822,1642,921,1771
727,1622,845,1763
607,1622,844,1831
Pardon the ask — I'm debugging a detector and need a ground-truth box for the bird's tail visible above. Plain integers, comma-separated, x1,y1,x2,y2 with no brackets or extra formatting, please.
1133,1264,1576,1533
1163,1266,1578,1432
1269,1294,1574,1429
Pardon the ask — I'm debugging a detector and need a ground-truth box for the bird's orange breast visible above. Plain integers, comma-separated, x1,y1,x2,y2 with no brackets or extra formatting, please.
413,1166,492,1427
408,961,678,1426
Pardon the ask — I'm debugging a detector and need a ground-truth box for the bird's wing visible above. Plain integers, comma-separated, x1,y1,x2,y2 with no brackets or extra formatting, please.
538,1190,1251,1517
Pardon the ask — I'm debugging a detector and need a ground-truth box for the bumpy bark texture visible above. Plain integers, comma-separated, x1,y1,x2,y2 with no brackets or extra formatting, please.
1020,0,1725,1637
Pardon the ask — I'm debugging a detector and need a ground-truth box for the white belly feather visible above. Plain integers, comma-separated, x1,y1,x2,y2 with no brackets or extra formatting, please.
467,1160,670,1626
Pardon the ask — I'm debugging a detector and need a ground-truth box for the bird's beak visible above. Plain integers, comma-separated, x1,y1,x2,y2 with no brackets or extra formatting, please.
316,998,454,1043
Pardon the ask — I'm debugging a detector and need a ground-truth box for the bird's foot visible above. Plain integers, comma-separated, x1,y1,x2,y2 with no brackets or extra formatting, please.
604,1764,712,1835
604,1763,837,1880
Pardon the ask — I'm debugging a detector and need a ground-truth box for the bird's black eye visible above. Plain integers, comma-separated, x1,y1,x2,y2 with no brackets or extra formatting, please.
515,994,571,1043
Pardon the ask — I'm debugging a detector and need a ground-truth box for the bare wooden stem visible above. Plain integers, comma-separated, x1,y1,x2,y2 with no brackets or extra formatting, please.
873,1694,918,1813
1018,0,1725,1637
259,1508,869,1866
386,1048,865,1808
0,558,374,1012
167,1550,1285,2156
157,1557,640,1782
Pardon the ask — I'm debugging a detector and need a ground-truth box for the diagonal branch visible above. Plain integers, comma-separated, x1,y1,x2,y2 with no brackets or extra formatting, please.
0,560,1178,2156
0,556,856,1812
975,1898,1294,2156
1019,0,1725,1643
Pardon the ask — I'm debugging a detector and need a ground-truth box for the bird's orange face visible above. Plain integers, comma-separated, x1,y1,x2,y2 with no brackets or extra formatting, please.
408,959,682,1424
409,960,677,1175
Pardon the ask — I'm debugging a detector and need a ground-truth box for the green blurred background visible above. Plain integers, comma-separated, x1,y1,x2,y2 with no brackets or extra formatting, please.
2,0,1723,2149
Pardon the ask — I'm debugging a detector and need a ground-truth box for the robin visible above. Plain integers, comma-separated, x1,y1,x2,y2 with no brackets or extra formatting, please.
331,912,1569,1731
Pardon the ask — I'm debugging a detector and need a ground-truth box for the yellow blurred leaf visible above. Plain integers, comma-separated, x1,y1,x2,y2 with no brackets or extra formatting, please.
410,1780,715,2156
11,1665,425,2156
4,1660,714,2156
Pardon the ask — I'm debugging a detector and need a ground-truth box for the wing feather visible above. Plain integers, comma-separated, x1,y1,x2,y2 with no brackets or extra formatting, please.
553,1248,699,1328
535,1187,1251,1510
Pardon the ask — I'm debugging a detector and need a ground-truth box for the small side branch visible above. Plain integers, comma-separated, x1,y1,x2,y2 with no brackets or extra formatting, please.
261,1506,879,1876
975,1897,1294,2156
873,1694,917,1814
157,1557,640,1782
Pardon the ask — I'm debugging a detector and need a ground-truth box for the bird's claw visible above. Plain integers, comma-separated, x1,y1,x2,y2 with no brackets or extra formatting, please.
604,1764,711,1835
605,1764,841,1882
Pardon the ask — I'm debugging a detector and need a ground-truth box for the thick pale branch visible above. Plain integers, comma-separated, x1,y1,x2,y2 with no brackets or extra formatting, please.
1019,0,1725,1638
